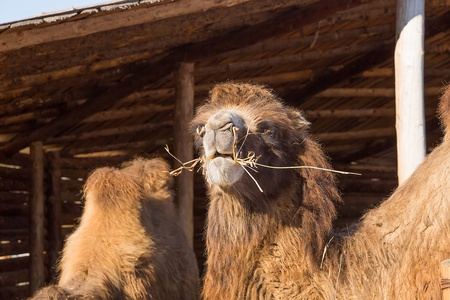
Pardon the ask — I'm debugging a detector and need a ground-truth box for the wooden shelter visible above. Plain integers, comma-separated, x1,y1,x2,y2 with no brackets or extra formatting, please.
0,0,449,298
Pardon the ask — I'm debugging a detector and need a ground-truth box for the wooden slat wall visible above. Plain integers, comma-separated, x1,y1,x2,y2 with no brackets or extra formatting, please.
0,155,121,299
0,157,33,300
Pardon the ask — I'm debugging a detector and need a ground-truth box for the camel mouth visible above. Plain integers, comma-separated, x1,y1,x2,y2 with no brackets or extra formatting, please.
205,156,244,187
207,151,234,161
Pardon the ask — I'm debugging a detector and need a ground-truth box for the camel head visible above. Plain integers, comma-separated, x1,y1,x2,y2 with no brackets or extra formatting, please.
191,82,313,200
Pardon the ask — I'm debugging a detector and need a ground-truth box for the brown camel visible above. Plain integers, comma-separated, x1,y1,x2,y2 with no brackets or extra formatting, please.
30,158,199,300
191,82,450,299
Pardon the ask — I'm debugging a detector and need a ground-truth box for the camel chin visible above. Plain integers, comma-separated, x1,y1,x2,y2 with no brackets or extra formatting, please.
206,157,244,186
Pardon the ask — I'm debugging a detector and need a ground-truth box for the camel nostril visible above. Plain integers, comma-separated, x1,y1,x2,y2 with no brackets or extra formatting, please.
196,126,206,137
219,122,234,131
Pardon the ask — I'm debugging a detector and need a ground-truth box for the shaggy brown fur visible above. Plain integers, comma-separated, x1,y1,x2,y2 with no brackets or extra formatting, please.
191,82,450,299
30,158,199,300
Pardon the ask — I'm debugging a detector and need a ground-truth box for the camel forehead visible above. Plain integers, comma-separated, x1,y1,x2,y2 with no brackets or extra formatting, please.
207,83,284,111
195,101,289,127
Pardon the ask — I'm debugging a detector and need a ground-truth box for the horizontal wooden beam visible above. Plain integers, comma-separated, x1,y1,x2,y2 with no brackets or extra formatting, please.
282,47,394,105
196,41,391,76
46,120,173,144
65,139,170,156
315,127,396,140
363,68,450,78
305,108,396,118
333,163,397,173
83,104,173,123
0,0,255,52
59,156,126,169
304,108,436,119
315,87,442,98
199,23,394,64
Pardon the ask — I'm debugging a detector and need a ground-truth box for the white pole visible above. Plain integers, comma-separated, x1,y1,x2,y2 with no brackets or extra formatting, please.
395,0,426,185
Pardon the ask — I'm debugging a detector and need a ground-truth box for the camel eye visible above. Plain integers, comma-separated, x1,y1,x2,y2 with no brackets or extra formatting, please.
257,120,277,134
257,120,280,145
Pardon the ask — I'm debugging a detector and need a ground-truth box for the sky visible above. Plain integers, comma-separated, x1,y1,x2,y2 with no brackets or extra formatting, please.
0,0,105,24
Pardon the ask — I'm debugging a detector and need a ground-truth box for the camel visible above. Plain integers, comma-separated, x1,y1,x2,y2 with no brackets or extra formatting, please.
30,158,199,300
191,82,450,299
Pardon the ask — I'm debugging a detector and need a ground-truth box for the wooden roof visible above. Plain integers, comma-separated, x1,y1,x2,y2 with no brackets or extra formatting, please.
0,0,449,171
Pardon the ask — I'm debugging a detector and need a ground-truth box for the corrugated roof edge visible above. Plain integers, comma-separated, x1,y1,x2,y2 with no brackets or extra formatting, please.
0,0,164,27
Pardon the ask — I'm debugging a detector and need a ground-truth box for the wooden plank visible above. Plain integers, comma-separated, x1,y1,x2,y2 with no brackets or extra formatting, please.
197,42,389,76
0,269,29,288
0,153,30,167
282,47,394,105
305,108,397,118
0,229,29,240
0,240,29,256
363,68,450,78
82,104,174,123
60,180,84,192
0,0,255,52
60,168,90,179
29,141,45,294
315,127,396,141
46,120,173,144
305,108,436,119
0,166,29,180
207,24,394,62
0,178,29,191
315,87,442,98
0,285,29,300
394,0,426,184
59,156,125,169
339,177,398,194
46,151,62,281
0,256,29,273
174,62,195,249
0,216,29,229
65,139,170,156
0,203,29,215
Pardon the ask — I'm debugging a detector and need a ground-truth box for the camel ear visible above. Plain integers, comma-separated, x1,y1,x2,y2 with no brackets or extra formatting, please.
288,109,310,131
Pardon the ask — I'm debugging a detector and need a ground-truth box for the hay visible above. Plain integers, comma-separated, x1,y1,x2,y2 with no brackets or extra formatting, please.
165,126,360,192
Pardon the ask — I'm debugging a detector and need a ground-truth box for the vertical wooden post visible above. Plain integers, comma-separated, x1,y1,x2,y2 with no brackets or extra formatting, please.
47,151,62,281
174,62,195,249
442,259,450,300
394,0,426,184
29,141,45,294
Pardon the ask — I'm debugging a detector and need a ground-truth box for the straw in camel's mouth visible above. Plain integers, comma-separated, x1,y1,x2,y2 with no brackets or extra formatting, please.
208,152,234,161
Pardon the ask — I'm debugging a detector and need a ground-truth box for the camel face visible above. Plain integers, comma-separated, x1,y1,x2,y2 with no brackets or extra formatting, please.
192,83,310,199
194,103,294,196
202,109,246,186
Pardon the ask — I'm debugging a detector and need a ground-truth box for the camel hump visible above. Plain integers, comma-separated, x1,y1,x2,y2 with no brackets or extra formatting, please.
83,166,141,208
438,84,450,133
121,157,173,200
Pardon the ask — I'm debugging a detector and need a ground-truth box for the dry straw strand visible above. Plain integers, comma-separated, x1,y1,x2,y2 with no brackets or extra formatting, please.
165,127,360,193
164,145,202,176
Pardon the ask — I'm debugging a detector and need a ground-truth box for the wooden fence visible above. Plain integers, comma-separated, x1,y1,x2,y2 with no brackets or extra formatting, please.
0,153,121,299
